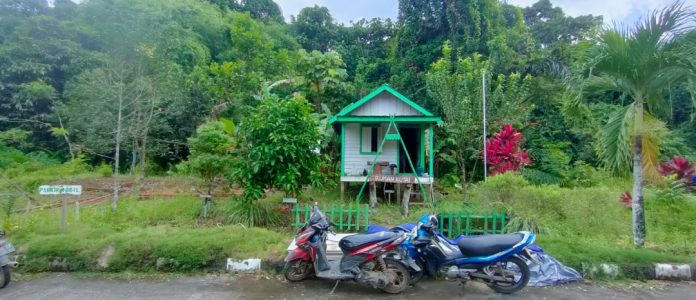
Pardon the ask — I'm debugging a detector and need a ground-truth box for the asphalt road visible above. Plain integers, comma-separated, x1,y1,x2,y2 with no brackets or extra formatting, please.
2,273,695,300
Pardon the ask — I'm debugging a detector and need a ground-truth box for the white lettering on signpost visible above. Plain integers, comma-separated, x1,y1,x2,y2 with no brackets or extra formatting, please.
39,185,82,195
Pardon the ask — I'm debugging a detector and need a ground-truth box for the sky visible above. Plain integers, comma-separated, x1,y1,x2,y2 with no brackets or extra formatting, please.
274,0,693,26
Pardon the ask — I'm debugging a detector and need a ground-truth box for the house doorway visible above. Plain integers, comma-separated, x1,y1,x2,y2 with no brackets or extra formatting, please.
398,126,420,174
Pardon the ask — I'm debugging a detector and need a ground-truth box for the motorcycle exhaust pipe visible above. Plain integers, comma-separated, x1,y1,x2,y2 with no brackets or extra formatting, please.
6,261,19,268
446,267,473,280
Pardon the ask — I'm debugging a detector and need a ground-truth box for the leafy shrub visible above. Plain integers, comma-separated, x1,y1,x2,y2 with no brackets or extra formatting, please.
485,124,531,175
96,163,113,177
227,198,281,227
1,195,18,232
178,121,237,195
233,94,325,200
658,156,694,189
478,172,530,204
619,191,632,208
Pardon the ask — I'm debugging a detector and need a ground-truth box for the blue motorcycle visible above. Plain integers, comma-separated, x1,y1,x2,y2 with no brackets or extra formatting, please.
378,214,538,294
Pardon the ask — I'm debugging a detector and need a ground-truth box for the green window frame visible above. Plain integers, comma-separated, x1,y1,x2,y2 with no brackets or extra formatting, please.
359,124,382,155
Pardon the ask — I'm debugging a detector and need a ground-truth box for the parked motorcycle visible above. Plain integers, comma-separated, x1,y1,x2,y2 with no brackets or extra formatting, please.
0,230,17,289
283,203,413,294
399,214,538,294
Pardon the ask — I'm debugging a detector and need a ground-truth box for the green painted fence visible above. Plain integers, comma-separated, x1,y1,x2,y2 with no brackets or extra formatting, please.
292,203,370,232
291,206,506,237
437,212,507,237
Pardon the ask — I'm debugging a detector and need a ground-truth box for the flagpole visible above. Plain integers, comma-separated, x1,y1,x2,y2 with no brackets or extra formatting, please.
482,71,487,180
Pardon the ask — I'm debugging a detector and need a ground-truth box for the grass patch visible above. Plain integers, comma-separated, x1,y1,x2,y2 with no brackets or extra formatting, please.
471,173,696,267
361,173,696,268
18,224,288,272
4,196,292,273
4,168,695,275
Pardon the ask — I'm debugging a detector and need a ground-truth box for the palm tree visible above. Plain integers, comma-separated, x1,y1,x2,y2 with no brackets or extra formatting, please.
584,2,696,247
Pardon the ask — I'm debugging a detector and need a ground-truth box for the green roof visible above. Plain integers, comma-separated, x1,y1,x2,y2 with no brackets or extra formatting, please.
328,84,436,124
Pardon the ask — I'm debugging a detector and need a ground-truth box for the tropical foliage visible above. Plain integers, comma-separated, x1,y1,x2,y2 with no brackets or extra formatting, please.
1,0,695,246
486,124,531,175
576,2,696,246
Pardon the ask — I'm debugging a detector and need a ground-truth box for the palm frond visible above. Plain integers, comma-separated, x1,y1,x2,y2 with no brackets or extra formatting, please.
589,1,695,107
599,104,635,174
641,112,668,182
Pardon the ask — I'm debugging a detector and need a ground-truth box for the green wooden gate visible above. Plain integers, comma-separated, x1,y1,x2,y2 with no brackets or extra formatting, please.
292,203,370,232
438,212,507,238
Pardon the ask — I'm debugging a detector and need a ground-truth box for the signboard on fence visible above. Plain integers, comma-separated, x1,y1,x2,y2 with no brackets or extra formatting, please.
39,185,82,195
369,175,418,184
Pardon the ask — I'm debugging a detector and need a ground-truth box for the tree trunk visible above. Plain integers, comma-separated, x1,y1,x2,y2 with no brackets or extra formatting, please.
459,159,467,187
112,92,123,212
313,81,322,110
632,103,646,247
54,104,75,160
130,140,137,175
459,156,468,198
138,131,148,193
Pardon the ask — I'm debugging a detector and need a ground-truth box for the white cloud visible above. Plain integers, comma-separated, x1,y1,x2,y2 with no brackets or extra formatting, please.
274,0,328,21
274,0,688,25
507,0,680,25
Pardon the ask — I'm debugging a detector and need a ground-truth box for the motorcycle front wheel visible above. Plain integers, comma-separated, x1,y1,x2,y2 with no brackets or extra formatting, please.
283,259,313,282
380,258,409,294
488,256,529,294
408,260,425,285
0,265,10,289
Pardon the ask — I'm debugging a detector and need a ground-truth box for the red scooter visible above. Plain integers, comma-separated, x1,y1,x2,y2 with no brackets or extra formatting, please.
283,204,411,294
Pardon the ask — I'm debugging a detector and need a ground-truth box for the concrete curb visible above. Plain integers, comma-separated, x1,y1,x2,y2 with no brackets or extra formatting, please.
585,263,696,281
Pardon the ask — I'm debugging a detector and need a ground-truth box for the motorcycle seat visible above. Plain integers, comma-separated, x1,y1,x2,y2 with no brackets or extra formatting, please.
457,233,524,257
339,231,399,252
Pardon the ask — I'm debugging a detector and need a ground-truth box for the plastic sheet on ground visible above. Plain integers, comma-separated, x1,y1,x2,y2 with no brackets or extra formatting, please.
528,252,582,287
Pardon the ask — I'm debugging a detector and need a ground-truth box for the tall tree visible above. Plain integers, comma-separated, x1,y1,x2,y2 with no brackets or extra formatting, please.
295,49,349,111
426,43,533,185
524,0,602,48
291,5,336,52
581,2,696,247
239,0,283,23
65,62,156,210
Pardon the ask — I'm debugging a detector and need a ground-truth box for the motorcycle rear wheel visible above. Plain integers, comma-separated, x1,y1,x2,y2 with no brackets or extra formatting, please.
0,265,10,289
488,256,529,294
283,259,312,282
380,258,409,294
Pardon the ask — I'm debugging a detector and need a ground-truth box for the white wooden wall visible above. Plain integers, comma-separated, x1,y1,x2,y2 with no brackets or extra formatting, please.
343,123,398,176
349,91,421,116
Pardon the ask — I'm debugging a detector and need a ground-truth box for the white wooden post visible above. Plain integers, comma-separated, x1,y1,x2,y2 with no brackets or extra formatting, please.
75,200,80,222
61,195,67,233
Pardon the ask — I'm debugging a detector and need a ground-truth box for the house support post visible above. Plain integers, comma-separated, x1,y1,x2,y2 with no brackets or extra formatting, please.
396,183,402,206
369,182,377,208
340,182,346,202
401,184,412,216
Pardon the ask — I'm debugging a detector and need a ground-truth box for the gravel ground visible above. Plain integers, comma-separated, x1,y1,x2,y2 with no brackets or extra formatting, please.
2,273,695,300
